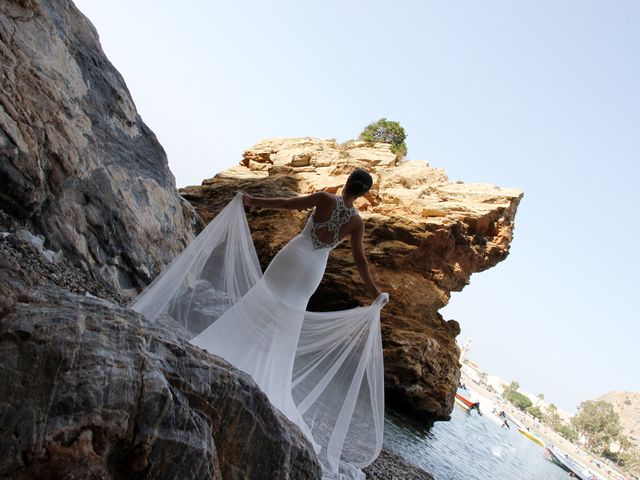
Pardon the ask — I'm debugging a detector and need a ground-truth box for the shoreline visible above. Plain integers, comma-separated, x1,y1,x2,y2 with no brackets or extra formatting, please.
460,373,628,480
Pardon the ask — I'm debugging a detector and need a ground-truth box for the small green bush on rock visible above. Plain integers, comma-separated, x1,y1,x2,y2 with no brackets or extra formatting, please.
358,118,408,157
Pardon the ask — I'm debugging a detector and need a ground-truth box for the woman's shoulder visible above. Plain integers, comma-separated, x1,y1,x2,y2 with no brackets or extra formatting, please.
313,191,339,206
319,191,336,200
350,211,364,227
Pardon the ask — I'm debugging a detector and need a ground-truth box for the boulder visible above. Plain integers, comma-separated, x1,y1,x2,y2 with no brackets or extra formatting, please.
0,288,321,480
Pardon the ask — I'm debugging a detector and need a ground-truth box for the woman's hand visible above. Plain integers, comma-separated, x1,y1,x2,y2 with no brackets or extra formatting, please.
373,291,389,306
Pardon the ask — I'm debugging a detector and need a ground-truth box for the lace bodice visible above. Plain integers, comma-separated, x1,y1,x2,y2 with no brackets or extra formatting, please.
307,195,358,250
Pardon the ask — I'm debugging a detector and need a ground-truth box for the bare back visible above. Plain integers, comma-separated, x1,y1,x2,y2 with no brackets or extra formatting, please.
309,193,361,248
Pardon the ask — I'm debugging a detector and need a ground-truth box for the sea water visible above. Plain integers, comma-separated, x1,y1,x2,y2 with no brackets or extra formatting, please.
384,407,569,480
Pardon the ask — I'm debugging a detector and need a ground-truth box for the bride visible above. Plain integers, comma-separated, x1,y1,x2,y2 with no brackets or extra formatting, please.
131,167,389,480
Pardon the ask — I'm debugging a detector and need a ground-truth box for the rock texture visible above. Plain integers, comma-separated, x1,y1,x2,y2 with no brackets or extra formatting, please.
0,0,518,474
0,2,322,478
0,287,321,480
0,208,126,310
181,137,524,423
364,449,434,480
0,0,199,295
599,391,640,449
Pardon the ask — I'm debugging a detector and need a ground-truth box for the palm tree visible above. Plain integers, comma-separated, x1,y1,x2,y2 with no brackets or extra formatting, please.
503,380,519,399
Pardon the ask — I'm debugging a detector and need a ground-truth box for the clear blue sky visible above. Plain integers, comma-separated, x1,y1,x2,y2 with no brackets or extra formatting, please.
75,0,639,413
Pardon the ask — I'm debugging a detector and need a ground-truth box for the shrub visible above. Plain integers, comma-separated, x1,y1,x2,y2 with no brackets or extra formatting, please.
557,422,579,442
506,391,532,411
358,118,408,157
502,380,520,399
527,405,544,420
544,410,563,430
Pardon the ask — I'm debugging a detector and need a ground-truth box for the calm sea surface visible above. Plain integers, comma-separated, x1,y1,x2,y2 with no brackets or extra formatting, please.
384,407,569,480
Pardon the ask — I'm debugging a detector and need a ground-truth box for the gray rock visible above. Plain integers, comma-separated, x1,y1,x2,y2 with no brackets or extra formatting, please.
0,208,126,308
0,288,321,479
0,212,321,479
14,228,62,263
0,0,200,295
15,229,45,250
364,449,434,480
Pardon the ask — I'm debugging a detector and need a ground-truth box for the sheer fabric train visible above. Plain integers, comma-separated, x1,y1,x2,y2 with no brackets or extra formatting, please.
130,192,386,479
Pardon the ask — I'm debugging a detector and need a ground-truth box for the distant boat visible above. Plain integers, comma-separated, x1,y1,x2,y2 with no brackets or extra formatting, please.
455,388,482,414
545,445,601,480
517,427,545,448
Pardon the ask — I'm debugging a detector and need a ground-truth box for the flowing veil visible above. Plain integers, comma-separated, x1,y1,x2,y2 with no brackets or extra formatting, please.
130,193,385,479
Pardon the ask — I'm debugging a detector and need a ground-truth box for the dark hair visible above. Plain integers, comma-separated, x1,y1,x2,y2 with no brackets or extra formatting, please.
344,168,373,197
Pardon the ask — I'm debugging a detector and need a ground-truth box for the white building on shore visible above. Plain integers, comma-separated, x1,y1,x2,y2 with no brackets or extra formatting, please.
485,375,510,396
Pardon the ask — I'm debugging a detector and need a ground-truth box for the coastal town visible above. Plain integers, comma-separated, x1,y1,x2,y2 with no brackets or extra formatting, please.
457,340,639,480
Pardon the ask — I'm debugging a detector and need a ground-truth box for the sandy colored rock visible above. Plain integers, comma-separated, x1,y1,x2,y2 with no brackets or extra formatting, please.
181,137,524,423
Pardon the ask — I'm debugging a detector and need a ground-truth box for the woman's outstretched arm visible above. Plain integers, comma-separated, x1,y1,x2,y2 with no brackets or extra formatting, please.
243,191,328,210
350,219,382,300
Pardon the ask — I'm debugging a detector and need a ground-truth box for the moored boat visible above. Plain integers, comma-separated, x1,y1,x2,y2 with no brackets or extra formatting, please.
517,427,545,447
455,387,482,414
545,445,601,480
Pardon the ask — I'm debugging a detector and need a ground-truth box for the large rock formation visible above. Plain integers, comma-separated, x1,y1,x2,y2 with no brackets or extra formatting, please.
181,137,524,423
0,182,321,479
0,287,320,480
0,0,199,295
0,2,321,478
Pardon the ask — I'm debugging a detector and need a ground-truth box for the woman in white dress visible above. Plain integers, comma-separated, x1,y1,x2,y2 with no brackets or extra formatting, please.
131,168,388,480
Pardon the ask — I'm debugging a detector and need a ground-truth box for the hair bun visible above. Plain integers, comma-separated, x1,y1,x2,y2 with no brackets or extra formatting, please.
345,168,373,197
351,180,368,195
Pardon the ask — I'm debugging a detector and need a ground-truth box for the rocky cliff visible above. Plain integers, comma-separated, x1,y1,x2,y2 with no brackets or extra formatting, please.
181,137,524,423
0,0,199,295
0,1,321,478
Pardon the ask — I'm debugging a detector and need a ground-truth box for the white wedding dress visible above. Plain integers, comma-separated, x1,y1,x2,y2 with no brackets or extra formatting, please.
130,192,387,480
